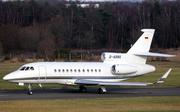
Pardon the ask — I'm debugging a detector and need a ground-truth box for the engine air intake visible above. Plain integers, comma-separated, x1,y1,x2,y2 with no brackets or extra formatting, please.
111,64,138,75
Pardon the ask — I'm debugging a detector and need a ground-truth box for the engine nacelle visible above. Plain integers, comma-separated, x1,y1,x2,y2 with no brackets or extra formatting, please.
111,64,138,75
101,52,121,61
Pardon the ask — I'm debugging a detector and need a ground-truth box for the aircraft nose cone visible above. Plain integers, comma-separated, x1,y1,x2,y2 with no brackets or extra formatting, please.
3,75,9,81
3,72,16,81
3,71,21,82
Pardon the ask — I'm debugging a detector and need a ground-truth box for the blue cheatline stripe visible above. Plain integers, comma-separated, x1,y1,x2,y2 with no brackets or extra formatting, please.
5,75,137,81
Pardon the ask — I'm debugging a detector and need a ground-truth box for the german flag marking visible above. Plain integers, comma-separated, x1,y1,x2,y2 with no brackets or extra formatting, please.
145,37,148,40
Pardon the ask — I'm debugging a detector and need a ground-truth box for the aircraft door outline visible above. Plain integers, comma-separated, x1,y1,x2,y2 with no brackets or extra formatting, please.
38,66,47,82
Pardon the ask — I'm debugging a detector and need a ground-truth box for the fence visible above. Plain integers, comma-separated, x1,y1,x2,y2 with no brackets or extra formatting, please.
1,48,178,62
0,52,102,62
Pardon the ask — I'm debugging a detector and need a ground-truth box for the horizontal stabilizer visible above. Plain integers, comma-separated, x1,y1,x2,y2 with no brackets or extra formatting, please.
133,52,176,57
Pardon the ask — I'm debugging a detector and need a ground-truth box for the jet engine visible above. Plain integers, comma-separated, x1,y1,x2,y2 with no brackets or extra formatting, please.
111,64,138,75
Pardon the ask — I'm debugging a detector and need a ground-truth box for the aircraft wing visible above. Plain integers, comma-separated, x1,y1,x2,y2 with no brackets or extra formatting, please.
75,69,172,86
75,80,151,86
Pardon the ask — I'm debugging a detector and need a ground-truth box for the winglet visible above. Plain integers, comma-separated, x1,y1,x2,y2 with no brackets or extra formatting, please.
154,68,172,84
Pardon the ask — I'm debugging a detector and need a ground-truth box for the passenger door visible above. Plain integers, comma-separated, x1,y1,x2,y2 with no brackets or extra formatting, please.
38,66,47,82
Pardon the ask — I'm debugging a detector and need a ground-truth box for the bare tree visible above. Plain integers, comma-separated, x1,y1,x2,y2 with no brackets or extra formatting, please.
0,24,19,53
112,2,128,48
37,38,56,54
0,41,3,54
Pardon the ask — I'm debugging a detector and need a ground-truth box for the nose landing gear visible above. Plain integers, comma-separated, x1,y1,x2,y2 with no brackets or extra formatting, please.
28,84,33,95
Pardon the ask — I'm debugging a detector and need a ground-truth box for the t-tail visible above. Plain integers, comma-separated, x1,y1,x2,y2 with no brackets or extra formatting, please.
101,29,175,64
126,29,175,64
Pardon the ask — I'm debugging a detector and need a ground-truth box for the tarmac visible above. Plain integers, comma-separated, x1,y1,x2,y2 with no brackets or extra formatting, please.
0,87,180,101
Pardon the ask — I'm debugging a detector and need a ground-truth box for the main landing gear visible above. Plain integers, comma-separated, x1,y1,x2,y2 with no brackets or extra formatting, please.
28,84,33,95
79,86,87,93
79,85,107,94
98,86,106,94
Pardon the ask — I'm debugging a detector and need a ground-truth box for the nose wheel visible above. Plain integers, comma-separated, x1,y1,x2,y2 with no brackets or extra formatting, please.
28,91,33,95
28,84,33,95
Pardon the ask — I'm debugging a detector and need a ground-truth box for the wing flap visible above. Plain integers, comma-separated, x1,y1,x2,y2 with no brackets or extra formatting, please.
99,82,150,86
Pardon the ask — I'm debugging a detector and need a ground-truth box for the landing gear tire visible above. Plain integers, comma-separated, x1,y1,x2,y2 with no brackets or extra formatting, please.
81,87,87,93
28,91,33,95
98,88,104,94
79,86,87,93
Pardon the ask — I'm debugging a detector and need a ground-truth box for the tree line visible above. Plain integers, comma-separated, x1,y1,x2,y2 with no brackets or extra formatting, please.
0,0,180,55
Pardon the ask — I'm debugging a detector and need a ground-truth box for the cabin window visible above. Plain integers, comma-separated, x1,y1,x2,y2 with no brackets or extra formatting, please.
54,69,57,72
74,69,76,72
25,67,29,71
83,69,85,72
99,69,101,72
20,67,26,71
70,69,72,72
91,69,93,72
62,69,65,72
87,69,89,72
78,69,80,72
95,69,97,72
66,69,69,72
58,69,61,72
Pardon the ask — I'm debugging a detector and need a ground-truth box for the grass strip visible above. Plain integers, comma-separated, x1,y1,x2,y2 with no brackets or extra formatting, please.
0,97,180,112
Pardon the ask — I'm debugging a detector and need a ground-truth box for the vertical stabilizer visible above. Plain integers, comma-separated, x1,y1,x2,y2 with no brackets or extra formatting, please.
127,29,155,64
127,29,155,54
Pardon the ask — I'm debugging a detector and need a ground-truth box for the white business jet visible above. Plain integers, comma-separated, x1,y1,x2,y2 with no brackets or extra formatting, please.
3,29,175,95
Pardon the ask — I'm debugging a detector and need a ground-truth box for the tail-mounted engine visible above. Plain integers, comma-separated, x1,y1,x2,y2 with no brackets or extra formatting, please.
111,64,138,75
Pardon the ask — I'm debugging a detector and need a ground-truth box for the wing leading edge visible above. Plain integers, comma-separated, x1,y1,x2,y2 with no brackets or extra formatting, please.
75,80,151,86
74,69,172,86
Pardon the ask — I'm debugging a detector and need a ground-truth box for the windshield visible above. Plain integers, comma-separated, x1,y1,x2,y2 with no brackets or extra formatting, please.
20,66,34,71
20,67,26,71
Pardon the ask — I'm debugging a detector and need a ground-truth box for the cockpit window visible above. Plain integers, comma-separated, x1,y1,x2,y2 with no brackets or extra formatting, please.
30,67,34,70
20,66,34,71
25,67,29,71
20,67,26,71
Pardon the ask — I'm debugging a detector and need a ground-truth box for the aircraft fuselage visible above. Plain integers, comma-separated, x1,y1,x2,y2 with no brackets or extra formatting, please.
4,62,155,85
